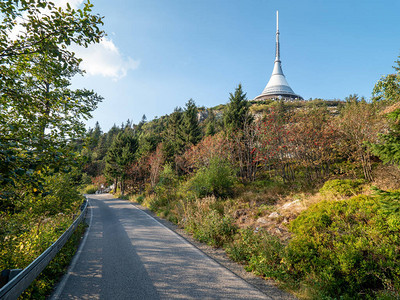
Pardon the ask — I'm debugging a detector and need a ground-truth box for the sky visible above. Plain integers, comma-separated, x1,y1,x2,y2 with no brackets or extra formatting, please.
62,0,400,131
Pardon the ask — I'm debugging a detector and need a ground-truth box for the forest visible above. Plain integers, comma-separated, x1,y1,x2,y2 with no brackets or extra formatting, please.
1,0,400,299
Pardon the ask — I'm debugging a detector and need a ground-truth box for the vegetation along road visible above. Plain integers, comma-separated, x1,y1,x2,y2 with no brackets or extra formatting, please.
51,194,290,299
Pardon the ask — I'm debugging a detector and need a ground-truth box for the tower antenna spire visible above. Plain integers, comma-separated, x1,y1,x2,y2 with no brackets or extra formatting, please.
276,10,280,62
254,10,303,101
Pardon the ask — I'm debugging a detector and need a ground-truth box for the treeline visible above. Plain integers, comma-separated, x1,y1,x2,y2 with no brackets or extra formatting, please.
85,89,386,196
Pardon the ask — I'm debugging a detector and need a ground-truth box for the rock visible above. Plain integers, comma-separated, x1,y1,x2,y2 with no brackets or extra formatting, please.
268,212,280,219
256,217,268,224
281,199,300,210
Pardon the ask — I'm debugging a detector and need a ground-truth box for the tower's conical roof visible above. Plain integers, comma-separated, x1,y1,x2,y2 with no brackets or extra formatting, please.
254,11,302,101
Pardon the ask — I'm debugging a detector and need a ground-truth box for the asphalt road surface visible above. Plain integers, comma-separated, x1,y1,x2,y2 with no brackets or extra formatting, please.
51,194,287,299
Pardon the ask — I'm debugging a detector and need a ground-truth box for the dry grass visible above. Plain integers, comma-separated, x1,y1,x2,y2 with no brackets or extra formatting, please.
372,164,400,190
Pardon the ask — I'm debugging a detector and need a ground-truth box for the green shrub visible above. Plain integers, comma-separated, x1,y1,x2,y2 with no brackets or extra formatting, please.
136,195,145,204
285,195,400,299
82,184,97,194
188,157,236,198
192,210,237,247
226,228,286,279
154,164,178,203
319,178,365,198
181,197,237,247
20,223,86,299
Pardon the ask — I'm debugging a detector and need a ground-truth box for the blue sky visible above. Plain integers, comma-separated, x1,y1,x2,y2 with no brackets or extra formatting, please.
67,0,400,131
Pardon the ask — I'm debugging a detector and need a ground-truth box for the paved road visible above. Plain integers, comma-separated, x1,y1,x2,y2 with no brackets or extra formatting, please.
51,194,283,299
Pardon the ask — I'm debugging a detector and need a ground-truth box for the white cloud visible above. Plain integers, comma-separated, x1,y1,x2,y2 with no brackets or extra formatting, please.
72,38,140,81
52,0,84,9
9,1,139,80
9,0,84,39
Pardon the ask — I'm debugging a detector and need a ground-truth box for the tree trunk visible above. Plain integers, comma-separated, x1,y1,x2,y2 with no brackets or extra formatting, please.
113,178,118,194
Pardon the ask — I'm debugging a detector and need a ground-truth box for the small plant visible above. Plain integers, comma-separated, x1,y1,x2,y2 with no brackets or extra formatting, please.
285,194,400,299
82,184,97,194
192,210,237,247
226,228,285,279
319,178,365,198
136,195,145,204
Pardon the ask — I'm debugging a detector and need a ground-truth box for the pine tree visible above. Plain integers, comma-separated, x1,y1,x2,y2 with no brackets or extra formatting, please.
89,122,102,151
205,109,217,136
163,107,185,161
181,99,202,145
223,84,253,134
105,129,138,195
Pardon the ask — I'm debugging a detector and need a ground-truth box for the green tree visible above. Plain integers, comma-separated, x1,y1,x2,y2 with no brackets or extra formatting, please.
223,84,253,134
163,107,184,162
181,99,202,146
88,122,102,151
205,109,217,136
369,109,400,165
0,0,104,207
373,55,400,103
105,129,138,195
369,57,400,166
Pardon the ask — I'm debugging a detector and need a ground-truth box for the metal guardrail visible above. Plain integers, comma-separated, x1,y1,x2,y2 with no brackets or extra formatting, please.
0,198,88,300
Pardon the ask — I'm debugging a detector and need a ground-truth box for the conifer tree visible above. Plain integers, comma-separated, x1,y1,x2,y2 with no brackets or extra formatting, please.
181,99,202,145
223,84,253,134
205,109,217,136
105,129,138,195
89,122,102,151
163,107,184,161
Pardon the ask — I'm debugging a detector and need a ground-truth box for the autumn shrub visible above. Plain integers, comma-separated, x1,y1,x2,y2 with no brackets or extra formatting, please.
226,228,286,280
319,178,365,198
187,157,236,198
285,195,400,299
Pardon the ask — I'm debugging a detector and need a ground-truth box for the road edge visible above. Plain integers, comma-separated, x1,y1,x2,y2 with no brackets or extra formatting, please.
49,199,93,300
128,199,296,300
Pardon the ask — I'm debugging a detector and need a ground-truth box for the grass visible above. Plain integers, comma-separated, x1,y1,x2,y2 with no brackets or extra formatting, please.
20,223,87,299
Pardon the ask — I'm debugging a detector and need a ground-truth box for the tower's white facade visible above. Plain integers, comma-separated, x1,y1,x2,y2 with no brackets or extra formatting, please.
254,11,302,101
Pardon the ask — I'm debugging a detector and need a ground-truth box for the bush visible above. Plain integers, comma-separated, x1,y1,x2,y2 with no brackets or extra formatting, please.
154,164,178,203
192,210,237,247
226,228,286,279
82,184,97,194
182,197,237,247
285,195,400,299
319,178,365,198
187,157,236,198
136,195,145,204
20,223,86,299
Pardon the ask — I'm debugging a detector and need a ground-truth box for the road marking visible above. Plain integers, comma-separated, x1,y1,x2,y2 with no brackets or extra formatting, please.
50,199,93,300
